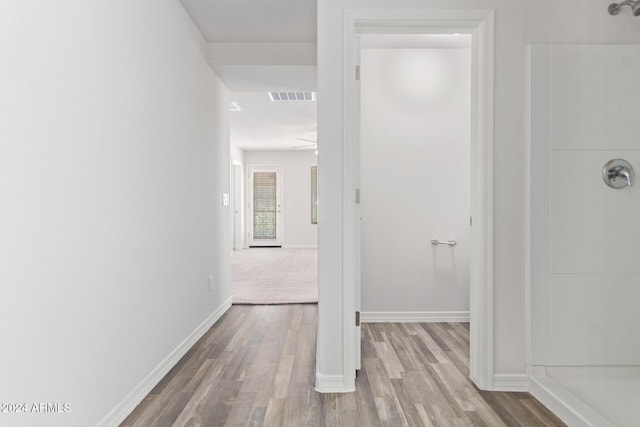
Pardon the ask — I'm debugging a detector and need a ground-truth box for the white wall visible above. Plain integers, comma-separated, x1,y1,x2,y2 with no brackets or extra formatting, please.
525,0,640,44
207,42,316,66
360,48,470,314
244,150,318,248
0,2,231,426
317,0,640,387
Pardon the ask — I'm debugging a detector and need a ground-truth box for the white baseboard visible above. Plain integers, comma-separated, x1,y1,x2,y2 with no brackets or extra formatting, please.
529,374,616,427
315,373,354,393
361,311,470,323
283,244,318,249
97,297,232,427
492,374,529,392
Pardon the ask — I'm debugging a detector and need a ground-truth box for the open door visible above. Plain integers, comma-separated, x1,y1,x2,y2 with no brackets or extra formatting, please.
354,35,362,372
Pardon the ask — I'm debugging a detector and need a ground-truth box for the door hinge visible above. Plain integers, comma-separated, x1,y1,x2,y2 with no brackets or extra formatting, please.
356,65,361,81
355,188,361,204
355,311,361,327
470,216,473,226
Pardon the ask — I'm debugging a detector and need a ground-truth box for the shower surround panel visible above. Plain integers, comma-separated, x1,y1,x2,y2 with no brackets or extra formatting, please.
529,44,640,426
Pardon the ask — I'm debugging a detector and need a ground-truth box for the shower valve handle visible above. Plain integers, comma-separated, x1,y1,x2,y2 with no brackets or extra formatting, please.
615,168,632,187
603,159,634,189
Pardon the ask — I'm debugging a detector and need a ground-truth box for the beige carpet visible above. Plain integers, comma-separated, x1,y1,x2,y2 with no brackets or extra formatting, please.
231,248,318,304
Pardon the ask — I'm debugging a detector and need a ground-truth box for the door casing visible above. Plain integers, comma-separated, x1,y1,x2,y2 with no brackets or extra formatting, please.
341,9,495,391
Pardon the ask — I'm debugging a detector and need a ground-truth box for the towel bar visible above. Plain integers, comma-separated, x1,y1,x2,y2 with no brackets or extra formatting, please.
431,240,457,246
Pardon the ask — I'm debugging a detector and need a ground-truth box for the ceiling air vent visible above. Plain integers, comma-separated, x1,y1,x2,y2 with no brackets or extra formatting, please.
268,91,316,101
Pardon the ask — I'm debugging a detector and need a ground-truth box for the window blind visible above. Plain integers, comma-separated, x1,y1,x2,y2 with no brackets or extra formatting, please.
253,172,277,239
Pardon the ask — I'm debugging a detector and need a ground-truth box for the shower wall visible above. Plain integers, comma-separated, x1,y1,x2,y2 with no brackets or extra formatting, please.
529,44,640,425
530,43,640,366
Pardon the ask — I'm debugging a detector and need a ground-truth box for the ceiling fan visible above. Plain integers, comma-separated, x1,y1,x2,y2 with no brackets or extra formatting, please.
294,138,318,149
294,138,318,155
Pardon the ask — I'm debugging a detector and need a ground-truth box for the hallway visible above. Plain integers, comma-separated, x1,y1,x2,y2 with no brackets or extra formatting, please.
122,305,564,426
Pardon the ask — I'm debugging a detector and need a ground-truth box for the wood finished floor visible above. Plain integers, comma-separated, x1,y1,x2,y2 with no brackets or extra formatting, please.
121,305,565,427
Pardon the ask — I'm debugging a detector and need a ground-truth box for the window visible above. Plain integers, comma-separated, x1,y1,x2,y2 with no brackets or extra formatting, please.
311,166,318,224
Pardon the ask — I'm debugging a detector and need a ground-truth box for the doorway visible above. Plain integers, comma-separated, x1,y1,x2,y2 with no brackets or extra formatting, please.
358,35,472,320
334,10,495,392
233,158,319,304
229,88,318,305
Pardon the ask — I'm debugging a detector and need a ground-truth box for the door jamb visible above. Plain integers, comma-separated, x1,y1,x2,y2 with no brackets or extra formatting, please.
342,9,495,391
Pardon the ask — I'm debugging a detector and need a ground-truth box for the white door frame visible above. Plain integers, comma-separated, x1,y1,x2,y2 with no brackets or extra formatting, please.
342,9,495,390
247,165,283,247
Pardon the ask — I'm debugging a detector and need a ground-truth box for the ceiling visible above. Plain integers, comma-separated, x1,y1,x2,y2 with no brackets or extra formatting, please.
229,92,317,151
179,0,318,151
179,0,317,43
178,3,469,152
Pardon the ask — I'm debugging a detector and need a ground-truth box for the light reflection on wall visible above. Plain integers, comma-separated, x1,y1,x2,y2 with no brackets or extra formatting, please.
387,50,450,107
368,48,472,117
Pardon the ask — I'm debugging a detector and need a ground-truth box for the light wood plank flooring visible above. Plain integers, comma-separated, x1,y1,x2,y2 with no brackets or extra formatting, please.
121,305,565,426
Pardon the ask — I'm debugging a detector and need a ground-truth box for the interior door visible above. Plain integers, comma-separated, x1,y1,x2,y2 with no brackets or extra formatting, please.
248,166,282,247
354,35,362,371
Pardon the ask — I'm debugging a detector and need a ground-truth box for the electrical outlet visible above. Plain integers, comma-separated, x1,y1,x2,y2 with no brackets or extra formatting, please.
208,275,215,291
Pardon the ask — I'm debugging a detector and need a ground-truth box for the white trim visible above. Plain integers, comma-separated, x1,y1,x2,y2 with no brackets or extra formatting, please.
361,311,469,323
341,8,495,393
468,10,495,392
342,10,359,394
492,374,529,392
526,44,553,368
283,244,318,249
96,297,232,427
524,44,533,378
529,374,616,427
315,373,354,393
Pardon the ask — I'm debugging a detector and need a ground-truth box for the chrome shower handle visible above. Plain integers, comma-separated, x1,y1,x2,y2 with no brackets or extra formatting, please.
603,159,634,189
616,167,632,187
609,1,640,16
